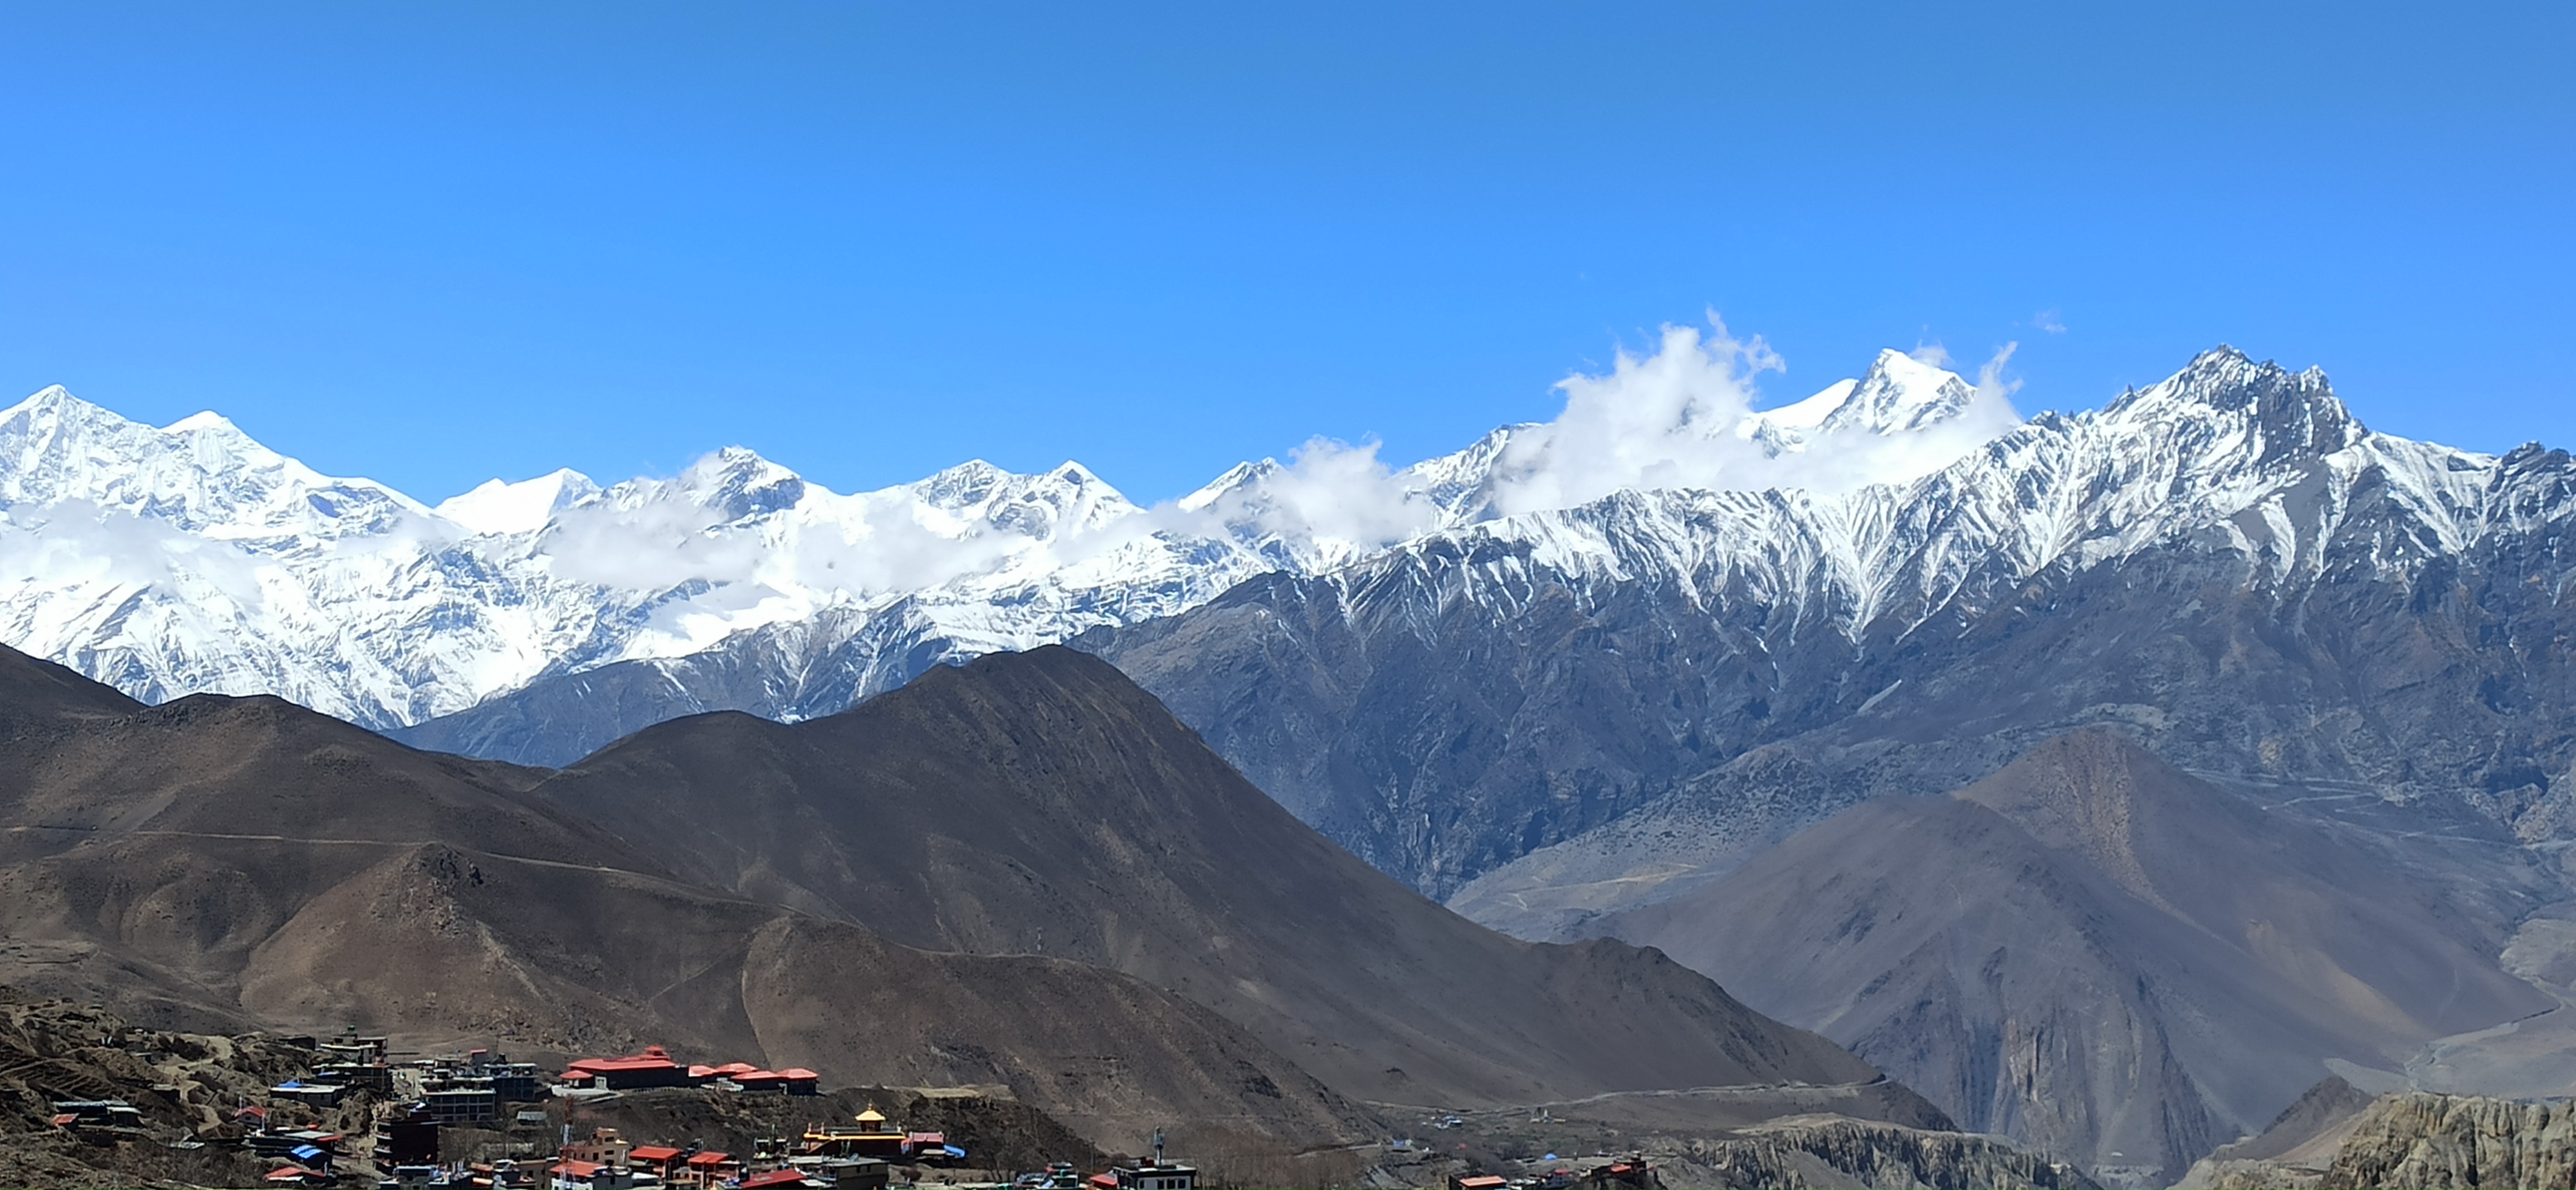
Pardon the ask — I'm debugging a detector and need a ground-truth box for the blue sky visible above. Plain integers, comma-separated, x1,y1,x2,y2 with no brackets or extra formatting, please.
3,2,2570,504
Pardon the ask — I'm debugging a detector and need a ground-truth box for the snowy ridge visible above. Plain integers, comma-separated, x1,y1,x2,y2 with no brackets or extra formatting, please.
0,342,2204,730
1319,348,2504,657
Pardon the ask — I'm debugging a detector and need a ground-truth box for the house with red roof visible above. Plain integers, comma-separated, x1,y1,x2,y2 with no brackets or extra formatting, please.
680,1149,737,1188
561,1046,700,1091
628,1144,685,1181
738,1171,817,1189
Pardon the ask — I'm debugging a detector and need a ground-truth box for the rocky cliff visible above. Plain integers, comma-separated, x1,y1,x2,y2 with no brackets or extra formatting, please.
1659,1116,2097,1190
2323,1093,2576,1189
2181,1086,2576,1190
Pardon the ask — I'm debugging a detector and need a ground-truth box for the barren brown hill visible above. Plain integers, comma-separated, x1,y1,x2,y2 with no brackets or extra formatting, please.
1591,727,2553,1186
528,645,1910,1116
0,644,145,724
0,646,1380,1150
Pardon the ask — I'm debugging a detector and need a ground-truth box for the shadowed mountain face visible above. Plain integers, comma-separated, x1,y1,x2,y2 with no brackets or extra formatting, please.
1072,355,2576,919
1586,728,2555,1186
525,645,1897,1113
0,645,146,723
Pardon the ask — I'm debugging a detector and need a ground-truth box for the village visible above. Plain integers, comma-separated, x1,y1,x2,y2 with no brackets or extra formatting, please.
47,1034,1210,1190
8,992,1679,1190
36,1028,1687,1190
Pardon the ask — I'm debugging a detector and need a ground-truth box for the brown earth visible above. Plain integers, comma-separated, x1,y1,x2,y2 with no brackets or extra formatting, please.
0,986,315,1188
527,645,1899,1113
0,644,1375,1151
0,641,1936,1163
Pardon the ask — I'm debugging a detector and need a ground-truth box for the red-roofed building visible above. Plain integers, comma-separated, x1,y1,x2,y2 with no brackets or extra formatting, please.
739,1171,814,1189
778,1067,819,1096
629,1144,684,1176
714,1062,757,1077
1452,1177,1509,1190
731,1069,786,1092
1088,1176,1118,1189
559,1127,633,1171
48,1113,76,1128
1578,1162,1658,1189
265,1165,325,1186
562,1048,699,1090
680,1150,736,1188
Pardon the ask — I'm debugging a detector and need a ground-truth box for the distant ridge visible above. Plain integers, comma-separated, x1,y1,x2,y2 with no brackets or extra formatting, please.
0,346,2001,754
1587,728,2554,1184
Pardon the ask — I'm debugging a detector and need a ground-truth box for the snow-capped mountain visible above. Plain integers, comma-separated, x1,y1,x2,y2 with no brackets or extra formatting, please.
0,334,2003,734
1074,347,2576,1190
1084,345,2572,899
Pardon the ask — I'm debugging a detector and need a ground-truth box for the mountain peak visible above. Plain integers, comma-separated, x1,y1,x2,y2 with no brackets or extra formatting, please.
437,469,601,535
2118,345,2365,459
3,384,128,430
1175,459,1279,513
678,447,806,520
1818,349,1978,435
163,410,238,433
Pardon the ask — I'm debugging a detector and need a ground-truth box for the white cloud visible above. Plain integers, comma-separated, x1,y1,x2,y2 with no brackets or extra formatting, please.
1240,438,1439,546
1977,341,2022,406
1139,315,2028,562
542,497,772,593
0,501,269,608
1482,318,1786,516
2033,309,2067,334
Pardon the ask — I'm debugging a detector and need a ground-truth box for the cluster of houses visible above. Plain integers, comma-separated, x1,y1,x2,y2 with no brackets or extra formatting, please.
533,1121,900,1189
1447,1157,1661,1190
208,1040,1202,1190
270,1037,545,1126
380,1110,1204,1190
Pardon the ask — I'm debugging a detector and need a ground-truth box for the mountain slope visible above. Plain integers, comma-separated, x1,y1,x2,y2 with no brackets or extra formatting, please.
1082,347,2576,905
524,645,1907,1114
1583,729,2554,1185
0,637,145,723
0,642,1385,1149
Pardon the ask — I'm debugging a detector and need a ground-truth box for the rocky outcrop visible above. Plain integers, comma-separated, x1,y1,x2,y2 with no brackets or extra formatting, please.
2320,1092,2576,1189
2179,1087,2576,1190
1663,1117,2099,1189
